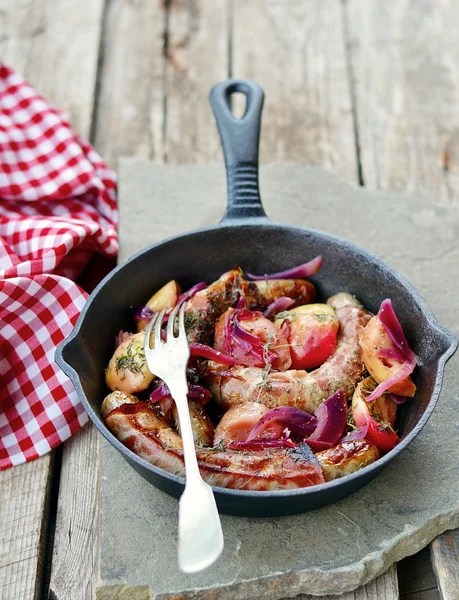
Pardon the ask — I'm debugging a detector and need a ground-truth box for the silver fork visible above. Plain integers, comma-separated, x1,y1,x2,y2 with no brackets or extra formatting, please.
144,303,224,573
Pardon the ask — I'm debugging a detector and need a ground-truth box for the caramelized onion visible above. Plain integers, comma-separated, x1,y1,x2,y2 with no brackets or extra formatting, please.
223,309,276,367
189,343,236,365
365,358,415,403
177,281,207,305
378,299,418,364
308,389,347,444
341,423,369,443
247,406,317,441
149,382,211,405
263,297,295,319
388,393,409,405
247,256,323,280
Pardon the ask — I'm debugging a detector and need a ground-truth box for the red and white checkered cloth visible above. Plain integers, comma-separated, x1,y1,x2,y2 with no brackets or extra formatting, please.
0,64,118,469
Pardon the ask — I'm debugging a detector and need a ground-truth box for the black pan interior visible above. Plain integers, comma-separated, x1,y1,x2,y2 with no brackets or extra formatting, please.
62,222,452,451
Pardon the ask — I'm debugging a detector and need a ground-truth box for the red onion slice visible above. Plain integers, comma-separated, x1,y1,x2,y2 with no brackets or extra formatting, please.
134,306,155,322
134,306,171,326
247,406,318,441
301,439,334,452
236,295,247,309
223,309,276,367
376,347,407,363
388,393,409,405
150,382,211,405
189,343,236,365
308,389,347,444
149,383,170,402
365,357,415,402
263,297,295,319
378,299,418,364
340,423,369,443
247,255,323,280
187,384,212,404
177,281,207,305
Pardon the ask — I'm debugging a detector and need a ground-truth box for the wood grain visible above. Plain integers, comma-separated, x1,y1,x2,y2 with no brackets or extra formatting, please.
0,0,104,137
0,2,104,599
345,0,459,203
164,0,230,163
0,457,52,600
430,530,459,600
48,426,101,600
344,0,459,594
93,0,167,168
398,547,439,600
231,0,358,181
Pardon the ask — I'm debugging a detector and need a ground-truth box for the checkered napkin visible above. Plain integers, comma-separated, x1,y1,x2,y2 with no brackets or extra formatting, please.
0,64,118,469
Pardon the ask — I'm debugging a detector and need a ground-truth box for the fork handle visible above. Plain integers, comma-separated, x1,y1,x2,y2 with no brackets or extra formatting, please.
169,383,202,480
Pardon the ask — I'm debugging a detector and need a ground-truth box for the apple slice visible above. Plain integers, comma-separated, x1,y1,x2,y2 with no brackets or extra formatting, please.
352,377,399,453
275,303,339,370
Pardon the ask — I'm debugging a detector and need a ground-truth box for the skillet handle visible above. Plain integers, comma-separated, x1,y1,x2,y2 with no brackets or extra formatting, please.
209,79,270,222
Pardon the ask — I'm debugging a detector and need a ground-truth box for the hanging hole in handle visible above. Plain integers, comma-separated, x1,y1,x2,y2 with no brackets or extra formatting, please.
229,91,248,120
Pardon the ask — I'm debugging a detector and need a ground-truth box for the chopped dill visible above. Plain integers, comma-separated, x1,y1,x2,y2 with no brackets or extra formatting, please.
115,340,146,380
256,334,275,399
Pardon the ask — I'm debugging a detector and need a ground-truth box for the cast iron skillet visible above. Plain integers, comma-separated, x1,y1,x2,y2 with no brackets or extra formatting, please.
56,80,457,517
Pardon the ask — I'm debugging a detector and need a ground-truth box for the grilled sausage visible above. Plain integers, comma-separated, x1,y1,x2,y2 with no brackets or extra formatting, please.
184,268,243,344
171,400,215,447
105,402,326,490
243,278,316,311
208,292,371,411
316,439,380,481
184,268,317,344
101,390,139,418
213,402,270,445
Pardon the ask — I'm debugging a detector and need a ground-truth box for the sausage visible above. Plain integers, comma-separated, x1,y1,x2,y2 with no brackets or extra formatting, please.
101,390,139,418
242,278,316,311
316,439,380,481
207,292,372,411
209,365,325,413
184,269,317,344
310,293,371,399
184,268,243,344
105,402,326,490
171,400,215,447
213,402,270,445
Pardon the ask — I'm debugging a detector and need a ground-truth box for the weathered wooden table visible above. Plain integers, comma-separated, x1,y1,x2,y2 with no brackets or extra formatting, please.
1,1,459,599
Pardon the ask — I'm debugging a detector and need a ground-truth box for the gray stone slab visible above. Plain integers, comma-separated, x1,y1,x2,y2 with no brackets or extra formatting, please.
98,161,459,599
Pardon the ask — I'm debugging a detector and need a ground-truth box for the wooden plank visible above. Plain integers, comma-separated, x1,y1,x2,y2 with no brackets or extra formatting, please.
345,0,459,594
231,0,358,181
93,0,166,168
164,0,230,163
430,530,459,600
0,2,104,599
0,0,104,137
398,546,439,600
48,426,101,600
0,457,52,600
345,0,459,203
